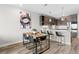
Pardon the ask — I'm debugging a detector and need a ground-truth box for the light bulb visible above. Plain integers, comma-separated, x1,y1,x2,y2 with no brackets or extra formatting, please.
61,17,64,21
49,19,52,22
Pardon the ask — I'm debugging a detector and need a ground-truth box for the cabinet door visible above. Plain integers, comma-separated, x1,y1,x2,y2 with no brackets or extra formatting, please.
44,16,49,25
40,16,44,25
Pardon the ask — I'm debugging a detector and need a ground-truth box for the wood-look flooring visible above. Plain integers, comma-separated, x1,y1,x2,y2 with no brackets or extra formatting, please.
0,38,79,54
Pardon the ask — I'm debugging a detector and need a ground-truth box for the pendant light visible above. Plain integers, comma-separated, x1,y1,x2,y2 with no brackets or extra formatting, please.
49,18,52,22
61,7,64,21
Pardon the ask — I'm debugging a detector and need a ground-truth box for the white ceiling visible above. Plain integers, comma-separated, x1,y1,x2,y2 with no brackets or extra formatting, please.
2,4,79,18
22,4,79,18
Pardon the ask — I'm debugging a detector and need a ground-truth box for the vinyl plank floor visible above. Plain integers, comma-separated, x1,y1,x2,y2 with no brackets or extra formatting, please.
0,38,79,54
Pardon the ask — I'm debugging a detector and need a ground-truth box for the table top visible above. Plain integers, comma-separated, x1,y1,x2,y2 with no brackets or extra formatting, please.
24,32,47,38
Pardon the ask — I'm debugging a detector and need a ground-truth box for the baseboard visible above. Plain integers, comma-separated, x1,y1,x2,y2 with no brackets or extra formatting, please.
0,41,22,48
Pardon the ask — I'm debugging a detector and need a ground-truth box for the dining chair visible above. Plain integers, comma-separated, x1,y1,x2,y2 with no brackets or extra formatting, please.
55,32,65,46
23,33,33,46
41,30,47,34
47,31,54,40
23,33,43,53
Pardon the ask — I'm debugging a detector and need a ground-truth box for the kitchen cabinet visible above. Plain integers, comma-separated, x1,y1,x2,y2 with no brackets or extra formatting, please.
40,16,57,25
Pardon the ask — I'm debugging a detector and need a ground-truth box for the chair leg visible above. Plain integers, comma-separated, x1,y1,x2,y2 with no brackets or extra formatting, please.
23,36,25,45
59,38,62,46
58,37,63,46
26,42,29,48
61,37,65,46
57,37,59,45
64,37,65,45
58,37,60,46
39,41,42,50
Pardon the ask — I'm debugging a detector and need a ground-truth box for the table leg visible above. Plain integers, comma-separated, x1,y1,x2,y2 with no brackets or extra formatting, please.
33,39,37,54
48,35,50,48
35,40,37,54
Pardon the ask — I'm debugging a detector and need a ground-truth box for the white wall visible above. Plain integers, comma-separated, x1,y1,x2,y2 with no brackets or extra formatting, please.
0,5,41,47
31,12,41,31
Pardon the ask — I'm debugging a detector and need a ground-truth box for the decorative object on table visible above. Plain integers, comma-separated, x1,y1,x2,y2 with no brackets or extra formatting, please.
32,29,37,32
32,29,38,35
19,10,31,29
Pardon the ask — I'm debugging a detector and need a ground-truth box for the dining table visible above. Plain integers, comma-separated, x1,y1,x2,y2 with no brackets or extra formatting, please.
24,32,50,54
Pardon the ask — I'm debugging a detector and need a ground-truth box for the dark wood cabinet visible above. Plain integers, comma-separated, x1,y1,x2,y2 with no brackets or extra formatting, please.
40,16,44,25
40,16,57,25
44,16,49,25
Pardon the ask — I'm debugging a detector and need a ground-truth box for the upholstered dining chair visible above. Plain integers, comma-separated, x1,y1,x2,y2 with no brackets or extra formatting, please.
55,32,65,46
23,33,43,53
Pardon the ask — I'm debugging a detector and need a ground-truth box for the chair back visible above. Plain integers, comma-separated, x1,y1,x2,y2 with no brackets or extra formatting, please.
56,32,63,36
41,30,47,34
47,31,50,35
56,32,60,36
23,34,34,43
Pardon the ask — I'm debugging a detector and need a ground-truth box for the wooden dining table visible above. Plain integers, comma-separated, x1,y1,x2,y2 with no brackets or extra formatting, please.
24,32,50,54
24,32,46,38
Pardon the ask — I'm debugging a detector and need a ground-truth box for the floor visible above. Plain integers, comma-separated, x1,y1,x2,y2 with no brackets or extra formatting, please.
0,38,79,54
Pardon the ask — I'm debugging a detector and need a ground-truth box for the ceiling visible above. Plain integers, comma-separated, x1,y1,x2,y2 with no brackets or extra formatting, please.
4,4,79,18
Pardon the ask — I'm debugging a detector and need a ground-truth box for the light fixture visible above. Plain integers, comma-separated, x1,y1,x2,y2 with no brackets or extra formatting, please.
49,18,52,22
61,16,64,21
61,7,65,21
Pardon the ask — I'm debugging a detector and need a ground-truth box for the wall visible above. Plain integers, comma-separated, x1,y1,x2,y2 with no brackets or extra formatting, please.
0,5,41,47
30,12,41,31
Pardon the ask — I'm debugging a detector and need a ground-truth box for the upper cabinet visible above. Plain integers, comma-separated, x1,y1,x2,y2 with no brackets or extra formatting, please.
40,15,57,25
